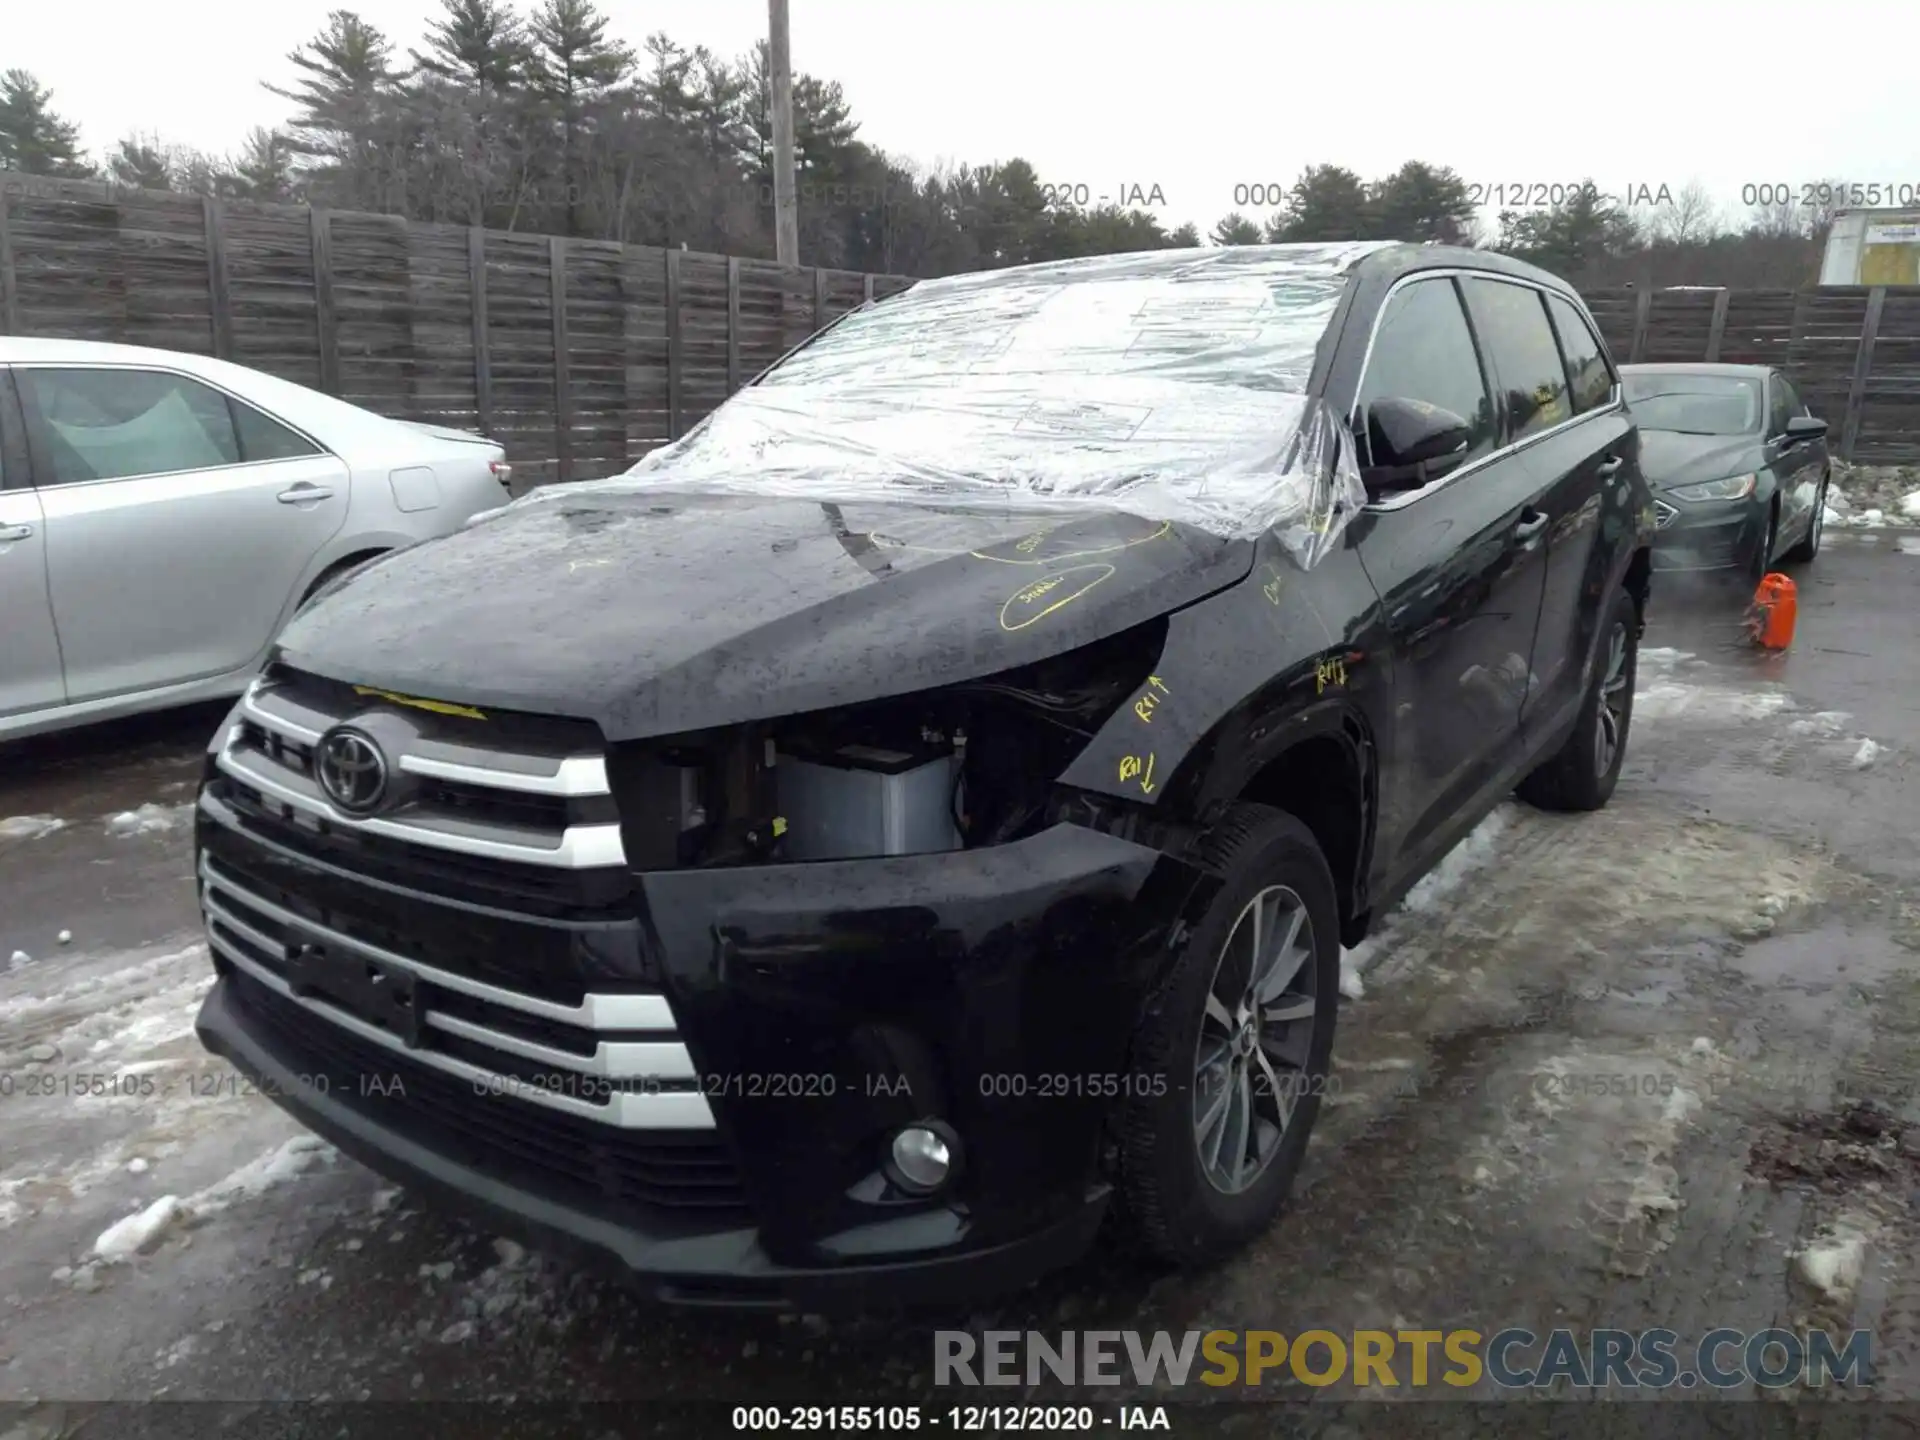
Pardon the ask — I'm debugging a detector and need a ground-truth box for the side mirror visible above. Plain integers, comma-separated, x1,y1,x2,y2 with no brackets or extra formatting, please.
1360,397,1474,494
1785,414,1827,440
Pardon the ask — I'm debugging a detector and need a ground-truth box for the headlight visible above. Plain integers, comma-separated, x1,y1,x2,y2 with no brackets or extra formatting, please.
1669,473,1756,503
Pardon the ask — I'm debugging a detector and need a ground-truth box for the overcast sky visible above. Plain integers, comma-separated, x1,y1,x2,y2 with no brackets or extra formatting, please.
10,0,1917,236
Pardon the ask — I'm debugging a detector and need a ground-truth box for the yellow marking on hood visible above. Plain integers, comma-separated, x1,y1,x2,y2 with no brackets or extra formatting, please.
352,686,488,720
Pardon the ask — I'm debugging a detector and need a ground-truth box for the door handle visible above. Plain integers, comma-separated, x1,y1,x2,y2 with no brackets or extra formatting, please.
277,484,334,505
1513,510,1549,544
0,523,33,543
1595,456,1624,477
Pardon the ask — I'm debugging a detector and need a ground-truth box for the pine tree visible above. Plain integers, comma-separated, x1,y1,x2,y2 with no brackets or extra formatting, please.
0,69,93,177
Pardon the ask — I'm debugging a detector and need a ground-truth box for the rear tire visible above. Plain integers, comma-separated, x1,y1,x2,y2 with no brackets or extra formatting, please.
1517,585,1638,813
1114,804,1340,1267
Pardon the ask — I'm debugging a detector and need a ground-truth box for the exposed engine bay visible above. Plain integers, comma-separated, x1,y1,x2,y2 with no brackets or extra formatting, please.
606,619,1167,869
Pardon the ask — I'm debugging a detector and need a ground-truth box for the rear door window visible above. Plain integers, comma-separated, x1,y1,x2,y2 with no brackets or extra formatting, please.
1544,293,1615,414
17,368,241,485
1354,277,1497,470
1460,279,1574,443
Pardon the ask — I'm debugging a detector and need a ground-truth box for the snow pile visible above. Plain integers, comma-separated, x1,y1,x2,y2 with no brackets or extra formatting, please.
1341,805,1514,999
185,1134,336,1218
1851,738,1883,769
1795,1217,1877,1306
105,803,192,837
0,814,66,841
1827,463,1920,527
93,1196,185,1260
85,1135,338,1264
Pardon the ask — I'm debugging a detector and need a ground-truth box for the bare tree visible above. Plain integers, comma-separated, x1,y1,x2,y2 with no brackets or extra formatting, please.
1647,180,1721,245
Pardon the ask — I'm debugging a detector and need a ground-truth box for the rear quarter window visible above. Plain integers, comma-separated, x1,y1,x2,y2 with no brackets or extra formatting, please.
1545,293,1615,414
1460,279,1575,442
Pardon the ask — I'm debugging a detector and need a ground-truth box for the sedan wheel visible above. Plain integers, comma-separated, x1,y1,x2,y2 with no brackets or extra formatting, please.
1193,884,1318,1195
1593,620,1630,780
1115,804,1339,1266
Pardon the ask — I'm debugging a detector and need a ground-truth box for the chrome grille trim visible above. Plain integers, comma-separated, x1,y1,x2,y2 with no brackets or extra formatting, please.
397,751,611,797
1653,500,1678,530
197,854,671,1029
214,740,626,869
199,860,713,1130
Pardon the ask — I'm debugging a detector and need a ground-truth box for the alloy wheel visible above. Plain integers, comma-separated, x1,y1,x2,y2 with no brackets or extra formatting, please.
1594,621,1630,778
1192,884,1318,1195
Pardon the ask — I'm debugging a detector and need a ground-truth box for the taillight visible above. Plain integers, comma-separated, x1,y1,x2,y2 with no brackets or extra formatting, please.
489,460,513,490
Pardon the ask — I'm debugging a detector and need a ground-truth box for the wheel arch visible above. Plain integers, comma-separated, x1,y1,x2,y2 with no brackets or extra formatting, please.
1209,703,1377,949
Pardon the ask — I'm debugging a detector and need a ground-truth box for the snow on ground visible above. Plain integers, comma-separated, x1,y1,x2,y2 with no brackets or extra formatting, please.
104,802,193,837
1795,1217,1877,1306
1,814,67,841
1903,488,1920,521
84,1136,339,1264
0,943,212,1066
1341,804,1515,999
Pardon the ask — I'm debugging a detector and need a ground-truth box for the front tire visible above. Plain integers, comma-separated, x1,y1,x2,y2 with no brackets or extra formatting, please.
1114,804,1339,1266
1748,501,1779,580
1517,585,1638,813
1781,472,1827,565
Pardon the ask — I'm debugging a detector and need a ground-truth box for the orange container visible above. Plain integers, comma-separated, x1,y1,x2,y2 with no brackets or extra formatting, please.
1746,572,1798,650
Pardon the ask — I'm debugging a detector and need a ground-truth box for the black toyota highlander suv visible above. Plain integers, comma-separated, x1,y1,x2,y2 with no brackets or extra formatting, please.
192,241,1653,1310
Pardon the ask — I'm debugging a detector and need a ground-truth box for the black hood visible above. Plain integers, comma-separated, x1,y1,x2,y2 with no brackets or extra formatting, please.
275,493,1255,741
1636,430,1765,491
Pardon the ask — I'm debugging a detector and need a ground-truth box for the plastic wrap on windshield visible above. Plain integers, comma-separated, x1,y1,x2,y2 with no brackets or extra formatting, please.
536,242,1396,568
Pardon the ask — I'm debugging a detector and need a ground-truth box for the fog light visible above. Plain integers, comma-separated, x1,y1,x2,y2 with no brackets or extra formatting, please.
888,1122,959,1193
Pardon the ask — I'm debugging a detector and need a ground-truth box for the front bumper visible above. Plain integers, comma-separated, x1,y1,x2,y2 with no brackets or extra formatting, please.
1649,495,1765,572
192,786,1199,1309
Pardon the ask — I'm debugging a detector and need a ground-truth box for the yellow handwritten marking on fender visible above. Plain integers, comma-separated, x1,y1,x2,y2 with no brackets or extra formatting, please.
1131,674,1171,724
1315,655,1348,694
971,519,1172,566
1014,531,1049,553
1118,752,1158,796
998,563,1116,632
1261,566,1285,606
351,686,488,720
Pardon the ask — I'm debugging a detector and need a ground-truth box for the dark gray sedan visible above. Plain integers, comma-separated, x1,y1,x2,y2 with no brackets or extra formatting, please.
1621,363,1830,576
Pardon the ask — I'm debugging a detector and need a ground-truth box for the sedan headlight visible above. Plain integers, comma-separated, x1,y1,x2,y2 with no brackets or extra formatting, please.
1668,473,1757,503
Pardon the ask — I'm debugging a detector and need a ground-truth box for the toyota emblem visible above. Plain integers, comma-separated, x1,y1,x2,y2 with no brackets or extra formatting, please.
315,727,388,815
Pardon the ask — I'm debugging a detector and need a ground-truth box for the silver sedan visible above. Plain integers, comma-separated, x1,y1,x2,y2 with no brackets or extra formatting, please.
0,339,513,742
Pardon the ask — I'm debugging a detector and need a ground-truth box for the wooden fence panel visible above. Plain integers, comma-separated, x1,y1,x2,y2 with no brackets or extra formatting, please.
565,238,631,479
329,211,414,413
484,232,560,488
408,221,479,431
1639,289,1718,363
26,173,1920,466
223,200,323,391
1855,288,1920,465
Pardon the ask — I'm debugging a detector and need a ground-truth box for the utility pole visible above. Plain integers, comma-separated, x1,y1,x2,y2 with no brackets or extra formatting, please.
768,0,799,267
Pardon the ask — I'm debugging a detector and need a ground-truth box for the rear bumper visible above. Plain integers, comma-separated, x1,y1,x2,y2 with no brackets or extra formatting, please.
195,976,1108,1310
192,786,1199,1309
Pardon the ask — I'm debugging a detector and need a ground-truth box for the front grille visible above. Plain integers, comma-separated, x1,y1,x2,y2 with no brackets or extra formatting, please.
199,855,710,1131
225,969,750,1219
214,668,627,876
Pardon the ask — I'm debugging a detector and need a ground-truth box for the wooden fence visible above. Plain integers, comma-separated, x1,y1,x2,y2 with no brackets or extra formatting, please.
1583,285,1920,464
3,172,1918,470
0,170,918,489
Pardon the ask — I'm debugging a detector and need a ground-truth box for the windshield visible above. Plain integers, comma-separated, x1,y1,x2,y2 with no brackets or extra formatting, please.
1624,372,1763,436
542,243,1398,565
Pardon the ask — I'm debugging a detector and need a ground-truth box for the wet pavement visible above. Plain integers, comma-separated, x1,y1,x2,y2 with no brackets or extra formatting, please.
4,532,1920,1417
